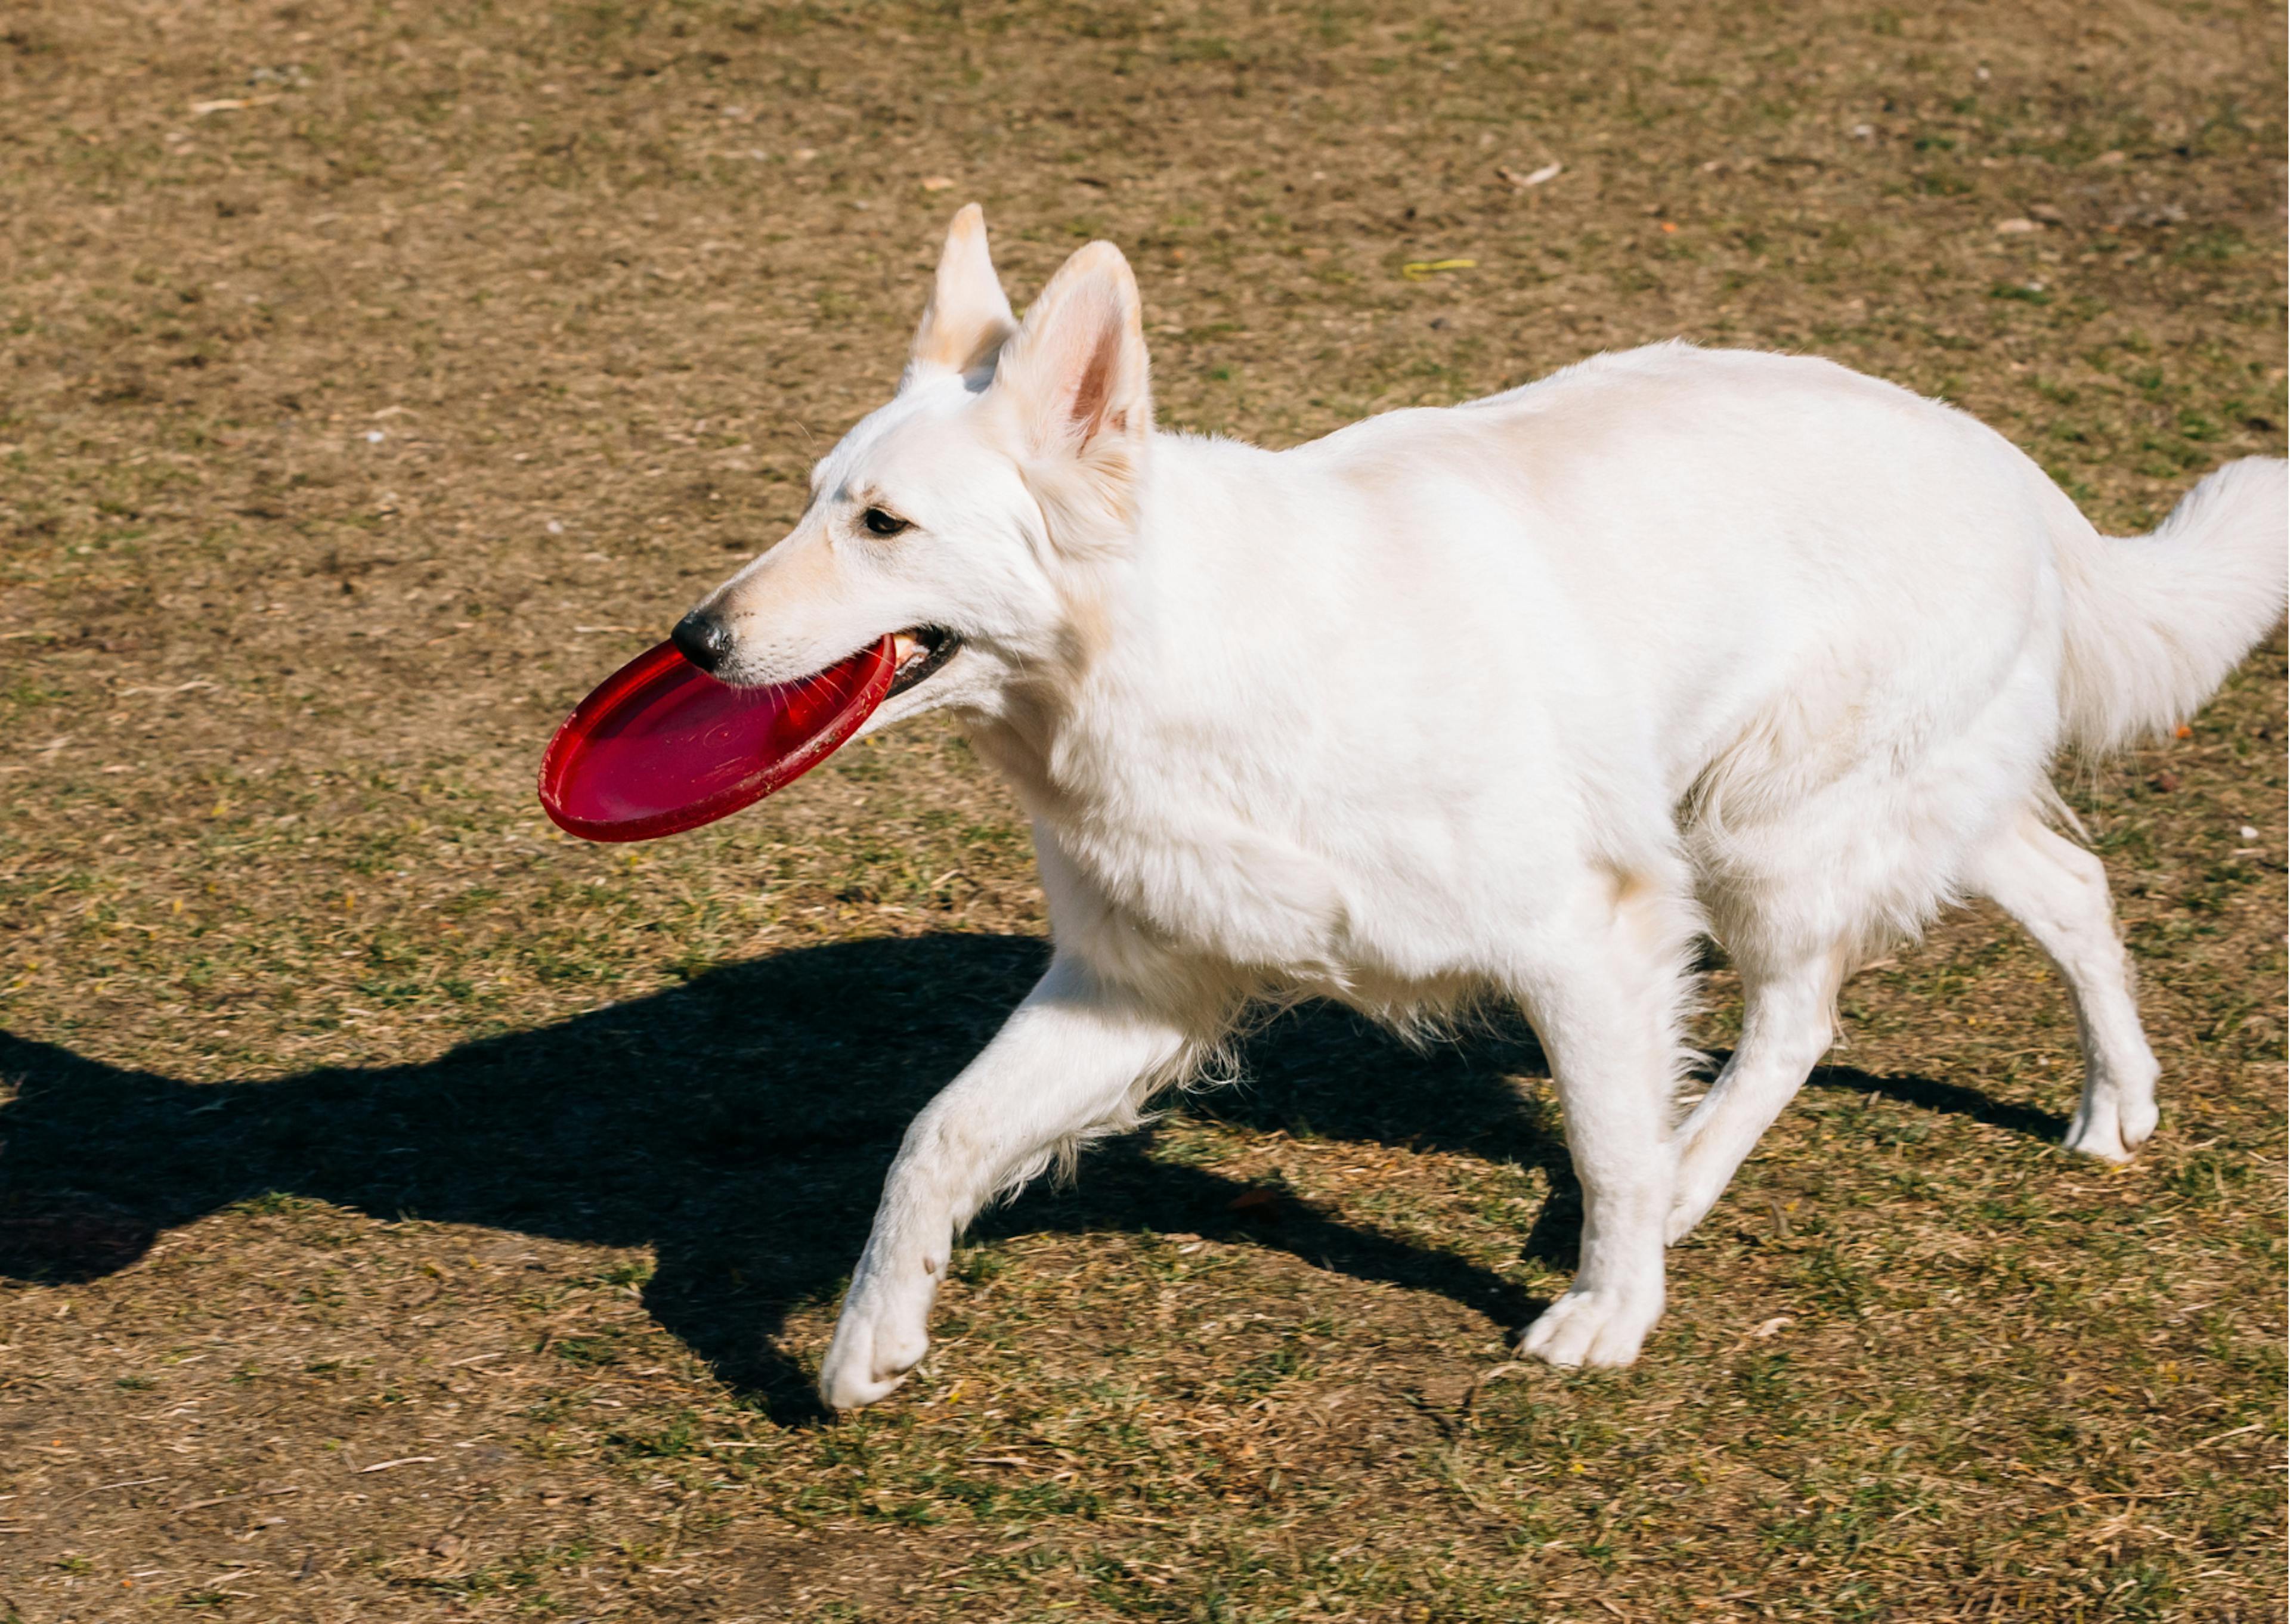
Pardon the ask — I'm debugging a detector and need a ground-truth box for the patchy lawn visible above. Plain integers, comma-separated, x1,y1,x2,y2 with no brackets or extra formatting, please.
0,0,2282,1619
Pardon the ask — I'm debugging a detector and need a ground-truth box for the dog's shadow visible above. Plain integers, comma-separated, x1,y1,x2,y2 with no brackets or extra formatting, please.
0,932,2057,1421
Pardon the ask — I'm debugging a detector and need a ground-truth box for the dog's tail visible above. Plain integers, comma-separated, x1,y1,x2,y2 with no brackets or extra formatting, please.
2054,456,2287,754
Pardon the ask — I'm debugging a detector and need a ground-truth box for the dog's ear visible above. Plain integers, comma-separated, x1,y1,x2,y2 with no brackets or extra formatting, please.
904,204,1017,386
991,240,1153,460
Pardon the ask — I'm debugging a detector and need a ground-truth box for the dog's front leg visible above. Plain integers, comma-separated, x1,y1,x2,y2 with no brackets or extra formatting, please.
818,956,1192,1409
1513,875,1695,1368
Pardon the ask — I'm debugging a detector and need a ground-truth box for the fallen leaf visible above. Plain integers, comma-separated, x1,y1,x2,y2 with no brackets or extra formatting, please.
1496,161,1563,189
1994,217,2040,234
1750,1315,1794,1339
2112,201,2186,228
1461,1362,1532,1411
1401,258,1477,281
920,175,955,192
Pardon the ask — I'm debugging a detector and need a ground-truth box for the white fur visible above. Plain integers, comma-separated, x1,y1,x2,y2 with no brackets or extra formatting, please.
683,210,2288,1408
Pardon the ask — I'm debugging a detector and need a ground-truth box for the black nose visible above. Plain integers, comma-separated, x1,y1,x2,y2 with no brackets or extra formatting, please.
671,610,734,674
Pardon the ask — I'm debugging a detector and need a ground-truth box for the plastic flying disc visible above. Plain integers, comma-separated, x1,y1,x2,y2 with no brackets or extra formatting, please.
538,637,896,842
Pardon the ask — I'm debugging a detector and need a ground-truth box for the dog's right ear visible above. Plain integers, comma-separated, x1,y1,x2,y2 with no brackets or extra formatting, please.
903,204,1016,388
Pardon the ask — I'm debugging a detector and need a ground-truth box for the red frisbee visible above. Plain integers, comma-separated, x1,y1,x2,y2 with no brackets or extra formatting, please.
538,637,896,842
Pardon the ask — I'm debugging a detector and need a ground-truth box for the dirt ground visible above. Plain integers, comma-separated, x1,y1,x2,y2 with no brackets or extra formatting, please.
1,1,2283,1619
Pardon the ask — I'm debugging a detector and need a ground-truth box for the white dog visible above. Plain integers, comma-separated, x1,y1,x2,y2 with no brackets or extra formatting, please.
670,207,2286,1409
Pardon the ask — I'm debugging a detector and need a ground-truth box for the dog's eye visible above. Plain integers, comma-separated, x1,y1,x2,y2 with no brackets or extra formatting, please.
861,507,911,538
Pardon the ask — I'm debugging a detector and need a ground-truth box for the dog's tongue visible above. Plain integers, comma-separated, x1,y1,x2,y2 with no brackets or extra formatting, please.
538,637,895,841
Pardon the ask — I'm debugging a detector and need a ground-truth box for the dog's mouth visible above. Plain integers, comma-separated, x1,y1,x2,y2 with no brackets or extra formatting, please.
887,626,960,698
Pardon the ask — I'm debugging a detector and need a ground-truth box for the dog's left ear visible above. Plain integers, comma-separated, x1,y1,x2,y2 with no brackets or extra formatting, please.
904,204,1017,387
991,240,1153,460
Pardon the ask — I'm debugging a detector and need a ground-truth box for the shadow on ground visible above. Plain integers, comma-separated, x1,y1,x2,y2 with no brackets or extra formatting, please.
0,932,2059,1420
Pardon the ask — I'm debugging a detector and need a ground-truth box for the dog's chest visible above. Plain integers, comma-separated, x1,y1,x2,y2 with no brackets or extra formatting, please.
994,723,1351,968
1067,806,1347,965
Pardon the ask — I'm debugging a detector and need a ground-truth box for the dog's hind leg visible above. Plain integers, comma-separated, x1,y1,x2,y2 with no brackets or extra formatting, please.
1514,871,1697,1368
1968,810,2158,1161
1665,942,1849,1244
818,956,1196,1409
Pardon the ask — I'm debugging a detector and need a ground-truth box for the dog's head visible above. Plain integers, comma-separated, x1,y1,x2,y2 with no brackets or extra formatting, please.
673,207,1152,732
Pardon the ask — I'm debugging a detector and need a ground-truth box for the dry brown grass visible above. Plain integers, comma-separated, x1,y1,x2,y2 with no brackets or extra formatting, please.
0,1,2282,1619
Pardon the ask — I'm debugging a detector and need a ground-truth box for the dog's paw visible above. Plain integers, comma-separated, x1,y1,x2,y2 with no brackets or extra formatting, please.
2061,1101,2153,1164
818,1297,930,1411
1518,1287,1661,1368
2062,1058,2160,1163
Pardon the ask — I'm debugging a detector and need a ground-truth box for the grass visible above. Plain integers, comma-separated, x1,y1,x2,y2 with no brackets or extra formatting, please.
0,0,2283,1619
